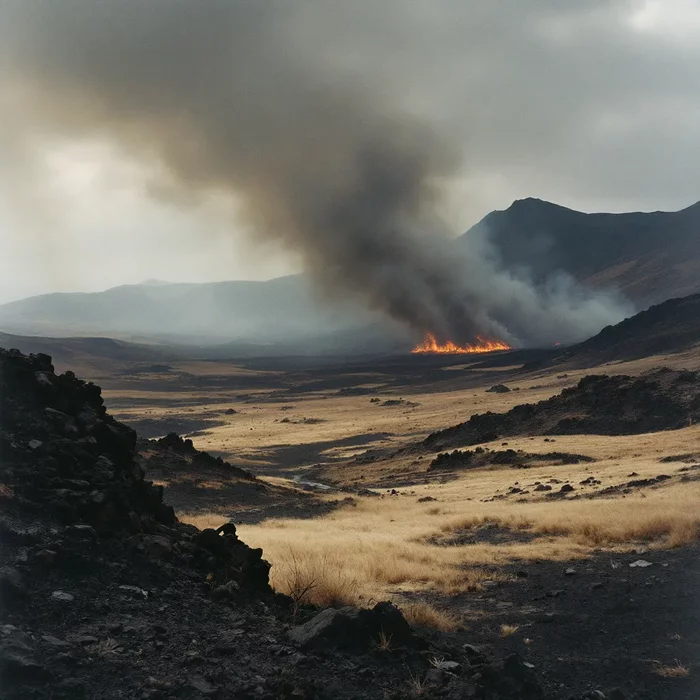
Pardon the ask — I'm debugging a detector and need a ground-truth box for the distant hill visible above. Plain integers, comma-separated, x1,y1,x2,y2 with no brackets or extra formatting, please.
549,293,700,367
459,198,700,307
0,275,398,350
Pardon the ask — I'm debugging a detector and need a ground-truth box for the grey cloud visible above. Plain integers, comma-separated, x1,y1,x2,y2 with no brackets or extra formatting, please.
1,1,694,345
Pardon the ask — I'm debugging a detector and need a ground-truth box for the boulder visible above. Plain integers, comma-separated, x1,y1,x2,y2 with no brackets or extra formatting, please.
486,384,511,393
289,602,411,651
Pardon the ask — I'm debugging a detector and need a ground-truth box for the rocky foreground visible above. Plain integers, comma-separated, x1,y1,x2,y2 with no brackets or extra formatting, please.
0,348,623,699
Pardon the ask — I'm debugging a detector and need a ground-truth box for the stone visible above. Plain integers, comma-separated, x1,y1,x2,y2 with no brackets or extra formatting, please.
51,590,75,602
534,484,552,492
462,643,483,658
560,484,575,493
33,549,57,566
64,524,99,543
606,689,627,700
564,567,576,576
0,631,46,681
76,635,99,645
119,585,149,599
189,675,218,696
35,372,55,390
28,439,43,450
139,534,172,560
0,566,27,602
213,629,245,654
289,601,411,651
211,581,240,600
486,384,511,393
478,654,543,699
425,668,445,686
629,559,653,568
41,635,71,649
437,660,461,673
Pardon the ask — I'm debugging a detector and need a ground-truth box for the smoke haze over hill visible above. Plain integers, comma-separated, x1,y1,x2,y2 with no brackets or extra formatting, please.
0,2,667,345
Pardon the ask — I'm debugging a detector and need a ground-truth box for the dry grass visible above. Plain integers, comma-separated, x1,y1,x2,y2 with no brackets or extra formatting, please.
651,660,691,678
402,602,460,632
500,623,520,637
180,475,700,622
375,629,393,652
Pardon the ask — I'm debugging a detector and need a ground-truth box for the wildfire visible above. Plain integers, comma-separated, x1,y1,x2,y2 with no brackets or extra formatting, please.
411,332,512,355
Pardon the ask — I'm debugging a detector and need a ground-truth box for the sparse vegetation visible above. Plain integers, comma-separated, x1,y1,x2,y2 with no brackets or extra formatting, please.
651,660,691,678
375,629,393,652
402,602,459,632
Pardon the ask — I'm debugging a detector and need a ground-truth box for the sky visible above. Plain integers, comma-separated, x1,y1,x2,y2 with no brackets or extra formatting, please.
1,0,699,305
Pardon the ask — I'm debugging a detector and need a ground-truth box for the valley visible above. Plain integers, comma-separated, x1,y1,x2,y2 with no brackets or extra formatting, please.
53,339,700,699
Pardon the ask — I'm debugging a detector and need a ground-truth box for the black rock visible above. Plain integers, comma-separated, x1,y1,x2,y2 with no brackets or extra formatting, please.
0,567,27,604
288,601,412,651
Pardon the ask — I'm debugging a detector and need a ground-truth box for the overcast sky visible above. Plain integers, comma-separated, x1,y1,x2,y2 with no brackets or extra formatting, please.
1,0,699,304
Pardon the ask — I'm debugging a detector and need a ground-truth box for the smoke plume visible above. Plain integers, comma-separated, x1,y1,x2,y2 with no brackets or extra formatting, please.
0,1,630,346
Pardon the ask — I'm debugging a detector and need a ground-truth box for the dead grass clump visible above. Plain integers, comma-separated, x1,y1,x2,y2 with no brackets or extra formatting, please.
402,602,459,632
273,549,361,609
651,660,690,678
374,629,393,652
500,623,520,637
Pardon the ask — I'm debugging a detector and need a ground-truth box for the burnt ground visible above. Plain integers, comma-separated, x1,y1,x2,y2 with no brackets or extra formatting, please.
424,368,700,451
404,545,700,700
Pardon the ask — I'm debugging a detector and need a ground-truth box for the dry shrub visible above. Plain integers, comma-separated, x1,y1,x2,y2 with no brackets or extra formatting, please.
402,602,459,632
272,548,360,609
500,623,519,637
652,660,690,678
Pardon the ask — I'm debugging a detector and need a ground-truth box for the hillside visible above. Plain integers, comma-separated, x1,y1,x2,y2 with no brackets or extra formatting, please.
459,198,700,307
424,368,700,451
552,293,700,367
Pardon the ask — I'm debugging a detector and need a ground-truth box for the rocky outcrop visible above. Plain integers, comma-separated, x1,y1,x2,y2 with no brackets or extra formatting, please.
0,348,270,593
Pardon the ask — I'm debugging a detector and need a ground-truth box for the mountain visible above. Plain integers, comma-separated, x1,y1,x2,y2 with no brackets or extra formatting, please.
3,199,699,348
458,198,700,307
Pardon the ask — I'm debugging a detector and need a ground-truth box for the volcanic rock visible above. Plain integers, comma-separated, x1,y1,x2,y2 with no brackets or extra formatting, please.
288,602,412,651
425,368,700,450
487,384,511,393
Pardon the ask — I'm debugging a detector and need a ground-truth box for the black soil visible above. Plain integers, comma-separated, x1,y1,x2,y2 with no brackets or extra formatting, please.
407,546,700,700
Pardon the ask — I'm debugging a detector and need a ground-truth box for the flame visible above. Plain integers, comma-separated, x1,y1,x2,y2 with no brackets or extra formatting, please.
411,332,512,355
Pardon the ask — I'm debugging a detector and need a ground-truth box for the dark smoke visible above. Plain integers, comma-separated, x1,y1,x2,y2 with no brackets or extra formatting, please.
0,1,629,346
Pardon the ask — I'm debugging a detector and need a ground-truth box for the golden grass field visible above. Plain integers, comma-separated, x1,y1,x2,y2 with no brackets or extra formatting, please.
125,350,700,628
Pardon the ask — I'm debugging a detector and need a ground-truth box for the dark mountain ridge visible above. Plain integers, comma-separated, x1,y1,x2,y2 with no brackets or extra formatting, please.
459,198,700,307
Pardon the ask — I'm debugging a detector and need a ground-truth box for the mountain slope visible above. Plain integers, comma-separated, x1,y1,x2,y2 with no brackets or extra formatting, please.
459,198,700,306
551,293,700,367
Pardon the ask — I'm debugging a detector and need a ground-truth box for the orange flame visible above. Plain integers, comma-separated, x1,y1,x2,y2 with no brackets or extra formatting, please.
411,332,512,355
